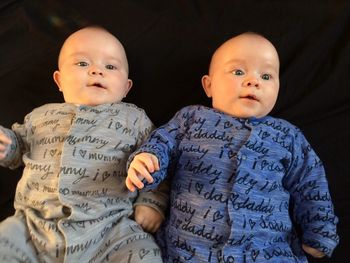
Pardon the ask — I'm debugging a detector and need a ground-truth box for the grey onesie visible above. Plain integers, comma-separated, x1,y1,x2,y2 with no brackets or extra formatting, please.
0,102,166,263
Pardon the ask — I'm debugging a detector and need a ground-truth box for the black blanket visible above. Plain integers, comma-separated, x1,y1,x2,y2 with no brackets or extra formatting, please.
0,1,349,262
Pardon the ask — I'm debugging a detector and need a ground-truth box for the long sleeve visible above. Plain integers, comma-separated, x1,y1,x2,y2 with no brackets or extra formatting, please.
132,108,170,217
129,107,194,218
283,130,339,257
0,121,28,169
128,107,187,189
135,178,170,218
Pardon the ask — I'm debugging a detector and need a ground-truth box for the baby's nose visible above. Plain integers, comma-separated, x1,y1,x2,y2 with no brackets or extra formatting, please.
89,67,103,76
244,78,259,88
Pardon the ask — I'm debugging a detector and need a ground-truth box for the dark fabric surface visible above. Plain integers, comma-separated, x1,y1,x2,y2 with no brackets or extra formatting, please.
0,1,349,262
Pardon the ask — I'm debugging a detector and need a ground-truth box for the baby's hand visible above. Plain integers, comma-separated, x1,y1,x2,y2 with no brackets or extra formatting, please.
135,205,163,233
302,244,325,258
126,152,159,192
0,129,12,160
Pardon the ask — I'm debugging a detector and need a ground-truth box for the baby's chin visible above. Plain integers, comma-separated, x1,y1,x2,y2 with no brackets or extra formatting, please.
65,99,123,106
215,108,267,119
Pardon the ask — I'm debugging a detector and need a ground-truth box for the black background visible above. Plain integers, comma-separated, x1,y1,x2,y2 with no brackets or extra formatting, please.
0,1,349,262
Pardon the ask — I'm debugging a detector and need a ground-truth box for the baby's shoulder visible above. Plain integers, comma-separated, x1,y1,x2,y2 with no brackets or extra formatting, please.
28,103,69,115
175,104,216,117
115,102,146,114
260,116,302,137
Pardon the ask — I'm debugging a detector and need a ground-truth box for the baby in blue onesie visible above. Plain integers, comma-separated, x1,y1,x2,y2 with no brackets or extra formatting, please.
126,32,339,262
0,26,165,263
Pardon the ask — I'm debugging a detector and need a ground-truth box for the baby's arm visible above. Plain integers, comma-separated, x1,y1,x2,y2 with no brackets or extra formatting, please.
127,107,189,230
134,205,163,233
0,128,12,160
302,244,326,258
0,125,24,169
126,152,160,192
284,130,339,257
134,176,170,233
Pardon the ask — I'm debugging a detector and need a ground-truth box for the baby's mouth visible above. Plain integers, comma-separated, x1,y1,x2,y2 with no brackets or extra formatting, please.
88,82,106,89
241,94,259,101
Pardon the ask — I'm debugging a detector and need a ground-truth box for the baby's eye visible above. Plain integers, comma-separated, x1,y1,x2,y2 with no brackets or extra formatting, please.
105,64,117,70
261,74,272,80
232,69,244,76
76,61,88,67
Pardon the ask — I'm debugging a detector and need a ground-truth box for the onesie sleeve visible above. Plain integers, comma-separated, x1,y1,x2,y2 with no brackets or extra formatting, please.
283,130,339,257
134,178,170,219
128,107,185,189
132,108,174,217
134,108,155,149
0,113,31,169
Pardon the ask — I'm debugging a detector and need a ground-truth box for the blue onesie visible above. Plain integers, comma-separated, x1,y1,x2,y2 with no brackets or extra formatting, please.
129,105,339,263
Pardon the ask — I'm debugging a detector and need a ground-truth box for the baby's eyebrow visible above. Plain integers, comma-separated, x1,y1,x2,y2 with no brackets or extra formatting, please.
224,58,245,66
224,58,279,74
105,57,122,64
68,52,88,58
262,63,279,74
67,52,121,61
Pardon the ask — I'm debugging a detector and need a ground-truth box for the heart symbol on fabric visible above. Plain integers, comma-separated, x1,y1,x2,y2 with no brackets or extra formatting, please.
224,121,233,129
102,172,110,182
139,248,150,260
50,149,57,157
249,219,256,230
213,211,224,222
251,249,260,261
174,183,181,192
261,131,270,139
175,219,182,228
52,123,60,132
79,150,87,158
195,182,204,194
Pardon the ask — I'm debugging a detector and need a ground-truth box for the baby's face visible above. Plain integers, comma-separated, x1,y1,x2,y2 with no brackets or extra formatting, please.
202,33,280,118
53,27,132,106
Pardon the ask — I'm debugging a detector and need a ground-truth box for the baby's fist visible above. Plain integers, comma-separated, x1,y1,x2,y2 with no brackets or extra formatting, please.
302,244,325,258
0,130,12,160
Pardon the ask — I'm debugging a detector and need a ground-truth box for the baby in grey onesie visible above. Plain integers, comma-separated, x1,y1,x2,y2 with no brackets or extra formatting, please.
0,26,166,263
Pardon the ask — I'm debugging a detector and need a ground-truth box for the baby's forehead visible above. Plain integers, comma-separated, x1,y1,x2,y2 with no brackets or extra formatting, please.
62,29,123,53
58,28,128,67
220,35,277,56
210,34,279,70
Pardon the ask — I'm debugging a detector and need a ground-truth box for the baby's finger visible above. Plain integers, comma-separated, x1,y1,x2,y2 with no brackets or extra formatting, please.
127,168,145,189
137,155,156,173
0,152,6,159
125,177,137,192
0,144,7,151
130,161,154,184
150,154,160,171
139,169,154,184
0,134,12,145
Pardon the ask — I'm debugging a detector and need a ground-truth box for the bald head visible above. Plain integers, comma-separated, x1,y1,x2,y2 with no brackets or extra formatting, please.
209,32,279,76
57,26,129,74
201,32,280,118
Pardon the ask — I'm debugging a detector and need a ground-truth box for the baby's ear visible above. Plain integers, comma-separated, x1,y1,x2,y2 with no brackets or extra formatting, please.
123,79,133,98
201,75,212,98
53,70,62,92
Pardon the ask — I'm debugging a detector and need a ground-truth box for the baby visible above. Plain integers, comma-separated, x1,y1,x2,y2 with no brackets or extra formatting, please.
0,26,165,262
126,32,339,262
